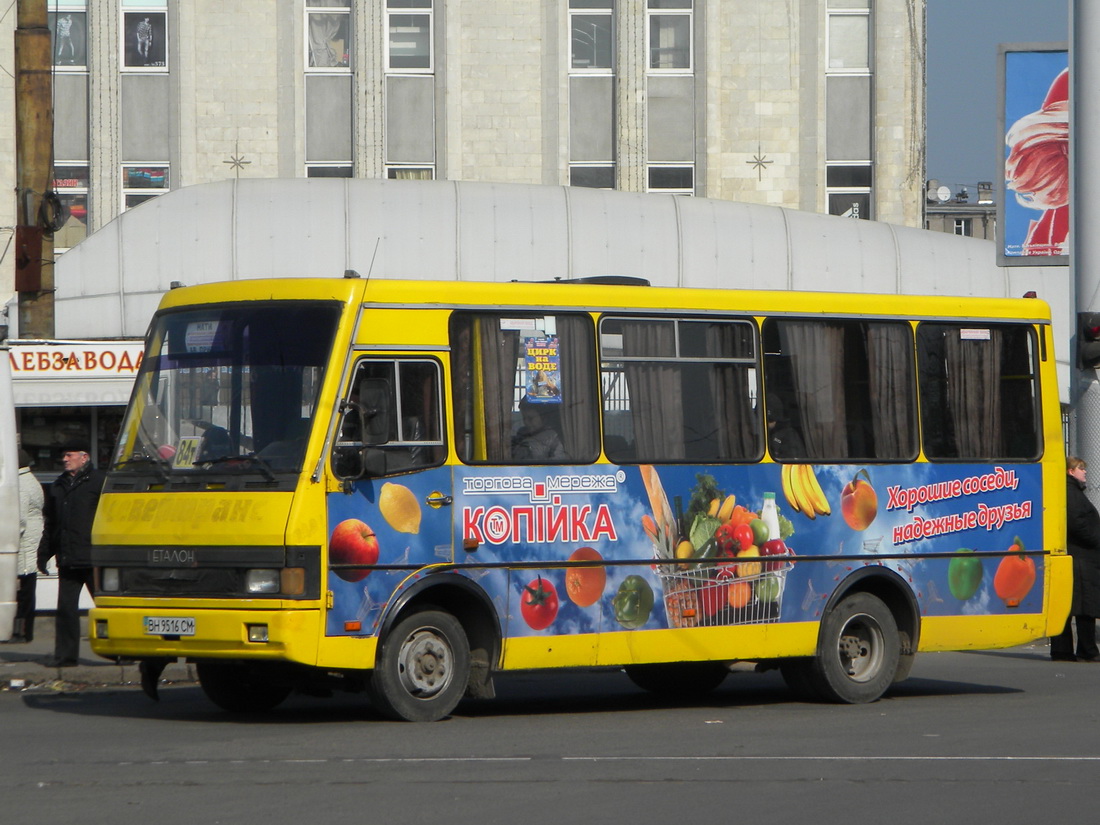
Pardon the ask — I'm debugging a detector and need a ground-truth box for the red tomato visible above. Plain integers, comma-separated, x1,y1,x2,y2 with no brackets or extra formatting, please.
732,523,755,553
714,522,738,556
521,576,560,630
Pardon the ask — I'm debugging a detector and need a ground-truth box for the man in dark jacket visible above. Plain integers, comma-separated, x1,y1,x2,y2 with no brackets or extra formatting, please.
1051,456,1100,662
39,440,106,668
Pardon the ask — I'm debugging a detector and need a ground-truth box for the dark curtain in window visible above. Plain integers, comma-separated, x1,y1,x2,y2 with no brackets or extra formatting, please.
556,316,599,461
707,323,759,460
866,323,917,459
780,322,847,458
622,321,684,460
476,317,521,463
944,327,1003,458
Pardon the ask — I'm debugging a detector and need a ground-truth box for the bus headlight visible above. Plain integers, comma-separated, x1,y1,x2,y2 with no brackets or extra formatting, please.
101,568,121,592
245,569,280,594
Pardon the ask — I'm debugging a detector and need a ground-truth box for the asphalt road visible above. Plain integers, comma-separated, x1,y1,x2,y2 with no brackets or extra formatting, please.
4,643,1099,825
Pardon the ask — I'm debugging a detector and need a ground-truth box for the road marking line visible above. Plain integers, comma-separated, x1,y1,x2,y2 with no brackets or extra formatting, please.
109,755,1100,768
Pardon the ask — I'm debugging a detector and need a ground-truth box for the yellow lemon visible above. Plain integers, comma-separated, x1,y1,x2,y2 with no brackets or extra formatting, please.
379,482,421,534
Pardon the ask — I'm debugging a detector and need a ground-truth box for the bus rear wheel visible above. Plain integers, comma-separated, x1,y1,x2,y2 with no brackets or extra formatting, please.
780,592,900,704
197,662,292,713
625,662,729,700
369,609,470,722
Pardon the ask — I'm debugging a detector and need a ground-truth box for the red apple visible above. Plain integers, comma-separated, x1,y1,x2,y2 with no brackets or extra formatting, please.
841,469,878,531
761,538,789,571
330,518,379,582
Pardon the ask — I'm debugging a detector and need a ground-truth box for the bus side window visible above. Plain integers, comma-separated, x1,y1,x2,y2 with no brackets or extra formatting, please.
332,359,445,479
599,316,760,463
916,322,1040,460
762,318,918,462
450,312,599,465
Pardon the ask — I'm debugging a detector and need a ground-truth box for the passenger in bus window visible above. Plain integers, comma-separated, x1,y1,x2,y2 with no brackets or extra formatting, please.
766,396,805,460
1051,456,1100,662
512,399,566,461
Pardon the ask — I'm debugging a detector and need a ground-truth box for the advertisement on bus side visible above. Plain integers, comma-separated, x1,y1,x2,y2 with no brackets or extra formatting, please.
324,462,1044,639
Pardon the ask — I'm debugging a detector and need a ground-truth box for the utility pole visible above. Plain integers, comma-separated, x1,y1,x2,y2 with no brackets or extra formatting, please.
14,0,55,339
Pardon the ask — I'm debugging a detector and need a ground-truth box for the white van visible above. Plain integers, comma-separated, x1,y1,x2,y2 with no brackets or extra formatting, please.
0,340,19,641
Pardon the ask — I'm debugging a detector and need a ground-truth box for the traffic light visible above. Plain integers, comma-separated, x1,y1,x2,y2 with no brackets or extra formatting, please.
1079,313,1100,369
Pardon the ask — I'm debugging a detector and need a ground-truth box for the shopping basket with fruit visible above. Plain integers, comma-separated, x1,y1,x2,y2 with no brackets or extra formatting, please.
660,549,794,628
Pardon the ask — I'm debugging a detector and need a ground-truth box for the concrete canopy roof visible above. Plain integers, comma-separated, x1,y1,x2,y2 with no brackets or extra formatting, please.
54,178,1067,343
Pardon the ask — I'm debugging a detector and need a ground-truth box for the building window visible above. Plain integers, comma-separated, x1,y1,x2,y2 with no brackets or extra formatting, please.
826,163,871,218
121,3,167,71
386,166,435,180
122,164,169,209
827,10,869,70
306,2,352,70
53,164,90,252
387,0,433,72
828,192,870,219
825,2,872,218
306,164,353,178
954,218,973,237
647,0,692,72
570,165,615,189
647,164,694,195
48,3,87,70
571,1,614,72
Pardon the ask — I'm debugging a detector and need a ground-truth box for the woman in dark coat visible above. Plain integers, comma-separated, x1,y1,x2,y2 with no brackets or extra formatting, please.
1051,456,1100,661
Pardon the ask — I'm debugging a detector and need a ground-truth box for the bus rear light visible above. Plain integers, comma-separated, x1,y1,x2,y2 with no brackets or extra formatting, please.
95,619,109,639
101,568,120,592
280,567,306,596
245,569,280,594
247,624,269,643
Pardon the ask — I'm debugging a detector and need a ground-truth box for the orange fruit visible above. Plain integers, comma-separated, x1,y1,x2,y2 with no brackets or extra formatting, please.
565,547,606,607
728,580,752,609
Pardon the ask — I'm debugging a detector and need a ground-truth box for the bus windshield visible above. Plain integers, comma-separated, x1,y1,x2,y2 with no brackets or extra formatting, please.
111,301,342,478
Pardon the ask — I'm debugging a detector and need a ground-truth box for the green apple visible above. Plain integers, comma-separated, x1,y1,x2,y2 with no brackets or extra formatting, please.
948,549,983,601
755,574,782,603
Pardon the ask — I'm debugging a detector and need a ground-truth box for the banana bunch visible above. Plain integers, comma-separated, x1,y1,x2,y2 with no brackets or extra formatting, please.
781,464,831,519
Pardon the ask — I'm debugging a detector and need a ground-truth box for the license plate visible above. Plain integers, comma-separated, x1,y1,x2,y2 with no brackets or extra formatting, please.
144,617,196,636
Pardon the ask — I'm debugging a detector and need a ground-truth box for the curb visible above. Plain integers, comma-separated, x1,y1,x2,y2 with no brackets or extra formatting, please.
1,614,197,692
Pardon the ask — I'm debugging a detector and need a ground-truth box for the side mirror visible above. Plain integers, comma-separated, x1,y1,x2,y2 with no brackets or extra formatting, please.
332,444,365,481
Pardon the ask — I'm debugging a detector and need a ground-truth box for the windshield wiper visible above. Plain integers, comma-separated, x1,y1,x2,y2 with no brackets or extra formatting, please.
194,452,277,481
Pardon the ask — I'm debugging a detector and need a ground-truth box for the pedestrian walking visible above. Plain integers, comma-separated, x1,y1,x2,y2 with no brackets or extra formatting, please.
1051,456,1100,662
39,440,105,667
3,449,45,643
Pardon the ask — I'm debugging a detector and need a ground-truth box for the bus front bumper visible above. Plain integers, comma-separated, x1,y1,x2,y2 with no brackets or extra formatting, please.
89,606,323,666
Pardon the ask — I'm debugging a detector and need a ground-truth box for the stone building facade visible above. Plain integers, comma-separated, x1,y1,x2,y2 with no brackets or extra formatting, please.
1,0,924,292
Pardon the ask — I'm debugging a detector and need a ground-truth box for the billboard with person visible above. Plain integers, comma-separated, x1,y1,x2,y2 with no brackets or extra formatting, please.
999,44,1069,265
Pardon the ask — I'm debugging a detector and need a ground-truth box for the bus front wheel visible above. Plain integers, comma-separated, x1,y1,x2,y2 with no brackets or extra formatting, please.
780,592,900,704
196,662,292,713
369,609,471,722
